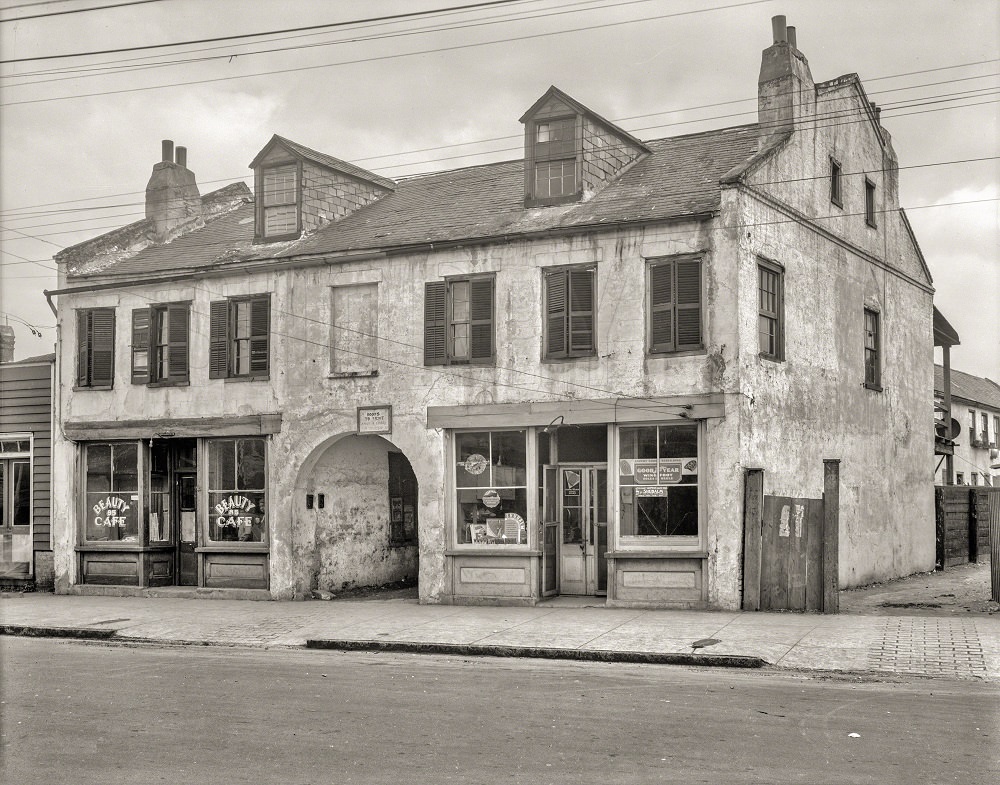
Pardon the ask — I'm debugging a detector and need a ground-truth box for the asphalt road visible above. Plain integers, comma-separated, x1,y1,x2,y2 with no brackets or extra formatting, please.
1,637,997,784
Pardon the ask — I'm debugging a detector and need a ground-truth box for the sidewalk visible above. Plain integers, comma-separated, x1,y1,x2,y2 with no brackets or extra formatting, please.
3,591,999,682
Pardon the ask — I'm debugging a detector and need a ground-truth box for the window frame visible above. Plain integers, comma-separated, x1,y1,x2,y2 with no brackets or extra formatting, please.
423,275,495,367
0,435,32,535
968,409,976,445
830,157,843,207
616,422,703,547
543,265,597,360
451,428,529,549
980,412,989,445
863,307,882,391
206,437,268,544
757,260,785,362
525,115,581,207
646,255,704,355
864,177,878,228
75,307,116,390
993,415,999,448
258,162,301,241
131,302,191,386
82,441,141,544
209,294,271,381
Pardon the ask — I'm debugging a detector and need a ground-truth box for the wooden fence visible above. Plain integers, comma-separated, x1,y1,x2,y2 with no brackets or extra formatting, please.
935,486,997,569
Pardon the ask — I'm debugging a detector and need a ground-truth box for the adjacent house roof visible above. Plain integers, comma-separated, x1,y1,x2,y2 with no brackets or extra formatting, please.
935,365,1000,411
933,306,960,347
69,124,760,280
0,352,55,366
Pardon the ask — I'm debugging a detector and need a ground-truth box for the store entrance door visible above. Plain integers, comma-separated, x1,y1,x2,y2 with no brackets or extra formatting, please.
175,468,197,585
151,439,198,586
556,465,608,596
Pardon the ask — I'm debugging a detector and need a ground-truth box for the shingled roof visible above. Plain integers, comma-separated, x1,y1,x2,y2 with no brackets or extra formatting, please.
935,365,1000,411
68,123,760,279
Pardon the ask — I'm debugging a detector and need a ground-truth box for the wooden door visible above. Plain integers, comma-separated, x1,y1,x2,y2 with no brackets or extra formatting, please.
558,467,587,595
540,465,558,597
176,472,197,585
758,496,823,611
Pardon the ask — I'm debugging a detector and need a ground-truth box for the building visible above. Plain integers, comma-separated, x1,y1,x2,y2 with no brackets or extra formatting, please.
46,17,935,607
0,343,55,590
934,365,1000,487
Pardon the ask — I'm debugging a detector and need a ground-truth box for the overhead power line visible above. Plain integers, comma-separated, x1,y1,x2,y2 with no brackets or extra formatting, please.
0,0,166,23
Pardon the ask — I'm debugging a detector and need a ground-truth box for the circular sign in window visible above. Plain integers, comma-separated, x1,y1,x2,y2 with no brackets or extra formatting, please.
464,453,488,475
482,489,501,508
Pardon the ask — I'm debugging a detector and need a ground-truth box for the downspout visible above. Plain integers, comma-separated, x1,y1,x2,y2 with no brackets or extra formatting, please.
43,288,67,588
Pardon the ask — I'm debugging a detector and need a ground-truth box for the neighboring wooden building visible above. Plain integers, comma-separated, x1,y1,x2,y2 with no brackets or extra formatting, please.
47,17,936,607
0,352,55,589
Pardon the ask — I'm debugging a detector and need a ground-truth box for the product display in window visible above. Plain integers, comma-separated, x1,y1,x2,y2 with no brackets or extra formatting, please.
619,424,699,537
455,430,527,545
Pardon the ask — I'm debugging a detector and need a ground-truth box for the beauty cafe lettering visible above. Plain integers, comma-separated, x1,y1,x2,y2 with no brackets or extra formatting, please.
214,494,260,528
92,495,130,528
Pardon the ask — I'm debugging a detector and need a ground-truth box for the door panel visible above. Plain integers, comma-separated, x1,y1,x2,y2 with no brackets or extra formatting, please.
176,472,197,586
541,466,558,597
559,468,587,595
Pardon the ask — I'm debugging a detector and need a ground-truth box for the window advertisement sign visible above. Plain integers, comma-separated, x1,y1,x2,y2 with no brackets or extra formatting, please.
618,424,699,538
455,430,528,546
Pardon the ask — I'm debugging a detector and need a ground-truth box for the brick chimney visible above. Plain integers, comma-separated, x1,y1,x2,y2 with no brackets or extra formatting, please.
0,325,14,363
145,139,203,243
758,15,815,146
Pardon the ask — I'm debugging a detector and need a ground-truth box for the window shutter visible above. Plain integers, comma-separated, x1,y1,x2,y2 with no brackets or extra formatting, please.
167,304,189,382
249,296,270,375
209,300,229,379
568,268,595,354
649,263,674,352
675,260,702,350
76,310,89,387
469,277,494,363
131,308,150,384
545,270,568,358
90,309,115,387
424,281,447,366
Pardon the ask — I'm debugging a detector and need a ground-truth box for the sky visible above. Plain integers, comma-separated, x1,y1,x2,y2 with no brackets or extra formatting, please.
0,0,997,379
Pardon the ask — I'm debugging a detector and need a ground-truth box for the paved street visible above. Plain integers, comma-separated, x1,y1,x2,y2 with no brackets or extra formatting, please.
2,637,997,785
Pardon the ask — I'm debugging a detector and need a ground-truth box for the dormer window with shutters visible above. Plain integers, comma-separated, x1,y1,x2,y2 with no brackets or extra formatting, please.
250,134,395,244
520,86,649,208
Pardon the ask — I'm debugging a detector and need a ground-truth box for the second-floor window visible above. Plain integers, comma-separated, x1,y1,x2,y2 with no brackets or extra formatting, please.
830,157,843,207
981,413,990,446
262,164,298,238
865,178,877,227
76,308,115,389
757,261,784,361
544,266,595,359
994,416,999,447
863,308,881,389
424,277,494,366
968,409,976,444
131,303,190,385
648,256,702,353
209,295,271,380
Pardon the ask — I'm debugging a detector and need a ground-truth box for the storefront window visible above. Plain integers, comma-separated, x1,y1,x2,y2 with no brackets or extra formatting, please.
619,423,698,538
85,442,140,541
207,438,266,542
455,430,527,545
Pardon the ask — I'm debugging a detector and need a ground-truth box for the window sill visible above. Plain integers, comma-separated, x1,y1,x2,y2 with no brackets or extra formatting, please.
146,380,190,389
865,220,878,229
758,353,785,364
254,231,301,244
863,382,883,392
329,370,379,379
542,354,597,364
831,198,843,209
223,375,270,383
73,385,113,391
648,348,706,359
525,193,582,208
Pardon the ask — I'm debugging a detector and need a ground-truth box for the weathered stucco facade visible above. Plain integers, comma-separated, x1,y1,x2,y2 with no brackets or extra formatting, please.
47,17,935,608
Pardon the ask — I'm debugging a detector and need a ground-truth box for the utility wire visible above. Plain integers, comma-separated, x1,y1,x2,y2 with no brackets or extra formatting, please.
0,0,166,23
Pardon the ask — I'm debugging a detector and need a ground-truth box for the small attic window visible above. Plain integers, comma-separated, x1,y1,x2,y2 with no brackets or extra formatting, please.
526,116,580,206
262,164,299,238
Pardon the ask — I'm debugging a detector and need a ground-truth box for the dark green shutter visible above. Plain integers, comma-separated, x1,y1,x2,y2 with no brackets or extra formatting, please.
167,304,189,382
248,296,270,375
76,310,89,387
209,300,229,379
649,263,674,352
90,309,115,387
469,277,494,363
545,270,567,358
568,268,595,354
424,281,447,366
131,308,150,384
675,260,702,349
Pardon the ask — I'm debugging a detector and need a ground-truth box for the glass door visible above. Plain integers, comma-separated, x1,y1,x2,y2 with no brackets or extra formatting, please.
540,465,558,597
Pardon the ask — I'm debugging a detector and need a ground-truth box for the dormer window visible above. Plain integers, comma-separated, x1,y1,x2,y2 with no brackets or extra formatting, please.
528,116,579,205
262,164,299,238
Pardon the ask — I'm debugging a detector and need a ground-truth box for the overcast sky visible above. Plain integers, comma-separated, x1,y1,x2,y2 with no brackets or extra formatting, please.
1,0,997,380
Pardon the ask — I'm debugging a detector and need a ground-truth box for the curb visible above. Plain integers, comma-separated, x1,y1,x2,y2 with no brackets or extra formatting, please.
1,624,117,640
305,639,768,668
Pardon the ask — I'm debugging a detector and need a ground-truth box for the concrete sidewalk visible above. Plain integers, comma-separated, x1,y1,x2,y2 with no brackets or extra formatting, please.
3,592,999,682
